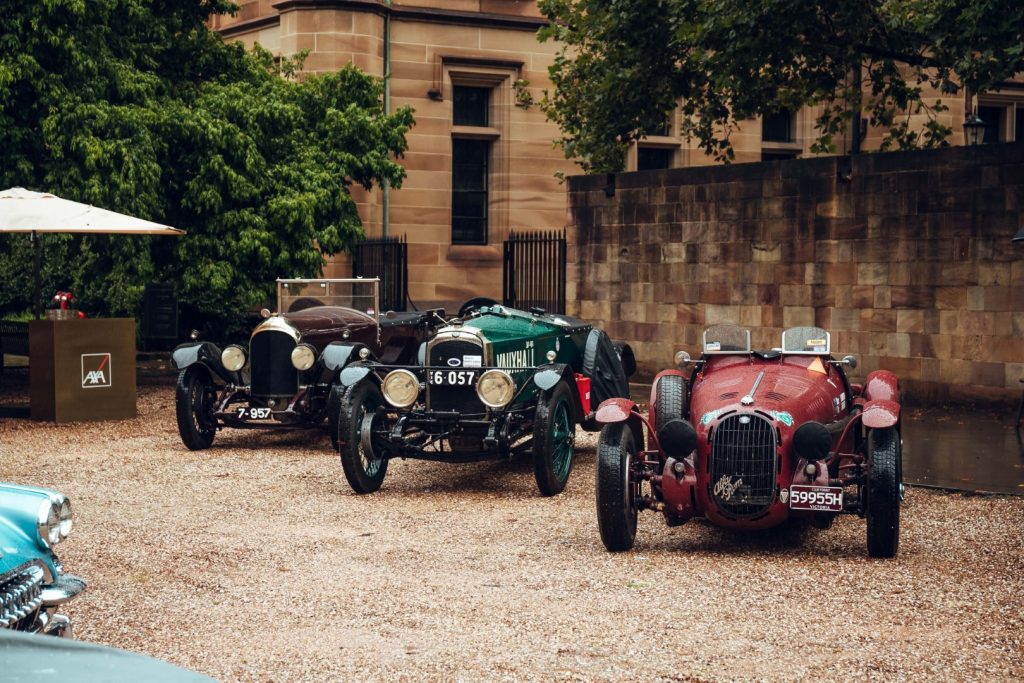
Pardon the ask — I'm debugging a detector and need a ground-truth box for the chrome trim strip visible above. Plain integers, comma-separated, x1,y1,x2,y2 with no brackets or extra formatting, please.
250,316,300,343
40,574,87,606
740,370,765,406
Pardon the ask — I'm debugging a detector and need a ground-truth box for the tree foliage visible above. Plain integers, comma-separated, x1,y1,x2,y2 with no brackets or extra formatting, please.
0,0,413,333
538,0,1024,172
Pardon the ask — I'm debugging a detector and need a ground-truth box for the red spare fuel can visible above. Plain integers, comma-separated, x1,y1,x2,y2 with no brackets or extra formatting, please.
575,374,591,414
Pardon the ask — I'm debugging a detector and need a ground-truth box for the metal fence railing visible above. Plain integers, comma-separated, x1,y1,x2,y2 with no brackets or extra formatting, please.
351,235,408,312
502,229,567,314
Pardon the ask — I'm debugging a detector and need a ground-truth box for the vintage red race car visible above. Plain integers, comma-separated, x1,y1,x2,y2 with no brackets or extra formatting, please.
595,324,903,558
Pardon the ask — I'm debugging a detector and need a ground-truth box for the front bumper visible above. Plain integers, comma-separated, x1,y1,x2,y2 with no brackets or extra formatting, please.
35,573,86,638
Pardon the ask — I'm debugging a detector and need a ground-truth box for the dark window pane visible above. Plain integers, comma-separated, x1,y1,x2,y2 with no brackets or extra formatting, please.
637,147,673,171
761,150,800,161
452,139,489,245
762,109,794,142
977,106,1003,143
643,114,672,137
1016,107,1024,142
454,86,489,127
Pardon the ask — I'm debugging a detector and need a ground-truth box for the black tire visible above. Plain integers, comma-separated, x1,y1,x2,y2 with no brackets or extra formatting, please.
596,422,639,551
337,382,389,494
866,427,901,558
327,384,343,451
654,375,688,434
175,367,216,451
533,381,577,496
582,329,630,404
458,296,499,318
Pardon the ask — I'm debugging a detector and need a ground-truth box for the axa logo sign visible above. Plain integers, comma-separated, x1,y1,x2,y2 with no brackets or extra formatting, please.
81,353,112,388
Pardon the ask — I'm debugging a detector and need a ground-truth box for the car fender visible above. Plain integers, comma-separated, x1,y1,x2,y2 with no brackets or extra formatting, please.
171,342,235,384
861,399,901,429
649,369,688,432
338,363,378,388
321,342,371,379
863,370,899,402
533,363,585,422
595,397,638,424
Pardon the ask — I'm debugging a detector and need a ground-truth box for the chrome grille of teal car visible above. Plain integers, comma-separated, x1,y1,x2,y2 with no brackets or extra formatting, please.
0,564,44,630
710,413,777,517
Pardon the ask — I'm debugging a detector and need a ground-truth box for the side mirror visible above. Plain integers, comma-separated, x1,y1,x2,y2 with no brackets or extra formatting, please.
841,355,857,369
674,350,691,368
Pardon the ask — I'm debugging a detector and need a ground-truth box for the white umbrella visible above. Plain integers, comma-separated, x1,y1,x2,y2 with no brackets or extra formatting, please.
0,187,185,317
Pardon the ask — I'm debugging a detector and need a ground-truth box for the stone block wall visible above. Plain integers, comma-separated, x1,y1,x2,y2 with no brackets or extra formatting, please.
567,143,1024,406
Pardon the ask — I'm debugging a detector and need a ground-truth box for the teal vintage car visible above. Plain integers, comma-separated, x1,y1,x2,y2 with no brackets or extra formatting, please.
331,300,636,496
0,483,86,636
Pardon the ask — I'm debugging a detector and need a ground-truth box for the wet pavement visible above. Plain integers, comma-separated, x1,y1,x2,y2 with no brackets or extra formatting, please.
2,361,1021,495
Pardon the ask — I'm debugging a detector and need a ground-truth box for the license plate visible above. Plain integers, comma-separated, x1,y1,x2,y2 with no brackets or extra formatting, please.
789,485,843,512
236,407,273,420
428,369,477,386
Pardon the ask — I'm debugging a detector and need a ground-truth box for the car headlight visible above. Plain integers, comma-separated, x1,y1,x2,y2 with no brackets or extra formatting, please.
382,369,419,408
36,499,61,548
291,344,317,371
59,498,73,539
221,345,247,372
476,369,516,409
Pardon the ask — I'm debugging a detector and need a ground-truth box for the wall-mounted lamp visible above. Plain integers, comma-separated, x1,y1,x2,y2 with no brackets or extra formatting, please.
963,112,986,146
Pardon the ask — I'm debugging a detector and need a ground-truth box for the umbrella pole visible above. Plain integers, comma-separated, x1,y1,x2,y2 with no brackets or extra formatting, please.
33,230,41,320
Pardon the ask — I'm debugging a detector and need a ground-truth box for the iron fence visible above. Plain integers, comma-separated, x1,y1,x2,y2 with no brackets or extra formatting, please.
351,235,408,312
502,230,567,314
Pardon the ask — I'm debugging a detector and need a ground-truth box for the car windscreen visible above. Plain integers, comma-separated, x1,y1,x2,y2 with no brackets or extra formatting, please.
781,326,831,354
702,324,751,354
277,279,380,316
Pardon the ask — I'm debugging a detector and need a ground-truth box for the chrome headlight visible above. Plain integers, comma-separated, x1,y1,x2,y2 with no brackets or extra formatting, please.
36,499,61,548
290,343,317,371
382,369,419,408
476,369,516,409
59,498,73,539
221,345,247,372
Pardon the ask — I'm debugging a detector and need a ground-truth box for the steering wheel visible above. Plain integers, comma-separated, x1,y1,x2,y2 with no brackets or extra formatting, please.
458,296,499,318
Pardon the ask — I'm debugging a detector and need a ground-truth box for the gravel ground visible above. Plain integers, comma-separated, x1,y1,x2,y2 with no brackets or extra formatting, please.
1,384,1022,682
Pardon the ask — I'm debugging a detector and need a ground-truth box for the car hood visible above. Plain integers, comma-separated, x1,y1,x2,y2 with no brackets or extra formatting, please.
461,308,588,343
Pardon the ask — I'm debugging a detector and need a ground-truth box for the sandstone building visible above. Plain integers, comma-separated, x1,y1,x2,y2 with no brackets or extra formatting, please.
213,1,1024,312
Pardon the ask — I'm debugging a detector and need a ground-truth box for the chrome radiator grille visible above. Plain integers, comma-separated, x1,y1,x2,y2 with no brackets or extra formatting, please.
427,339,485,414
710,413,777,517
1,565,44,630
250,330,298,397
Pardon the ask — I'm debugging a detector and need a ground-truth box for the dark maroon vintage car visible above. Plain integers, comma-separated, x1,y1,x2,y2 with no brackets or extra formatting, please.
171,278,441,450
595,324,903,558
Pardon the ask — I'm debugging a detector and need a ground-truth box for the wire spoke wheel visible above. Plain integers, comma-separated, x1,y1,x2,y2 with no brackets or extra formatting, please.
533,381,577,496
338,382,389,494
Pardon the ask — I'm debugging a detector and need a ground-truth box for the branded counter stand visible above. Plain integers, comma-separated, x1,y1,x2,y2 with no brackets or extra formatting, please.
29,318,137,422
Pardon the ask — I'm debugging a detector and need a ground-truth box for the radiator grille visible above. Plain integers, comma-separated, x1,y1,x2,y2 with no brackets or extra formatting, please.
250,330,298,397
427,339,485,414
710,413,777,517
1,565,44,630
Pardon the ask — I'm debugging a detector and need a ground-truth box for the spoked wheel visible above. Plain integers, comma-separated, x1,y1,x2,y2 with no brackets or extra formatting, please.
596,422,639,551
337,382,389,494
866,427,902,558
533,381,576,496
175,367,217,450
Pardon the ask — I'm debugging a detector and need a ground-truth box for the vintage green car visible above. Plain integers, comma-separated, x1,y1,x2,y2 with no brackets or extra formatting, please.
331,300,636,496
